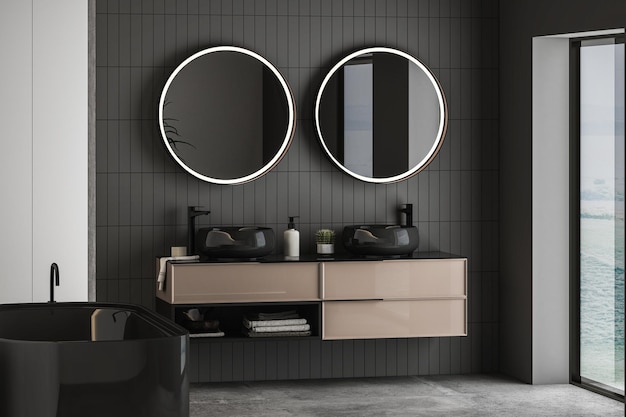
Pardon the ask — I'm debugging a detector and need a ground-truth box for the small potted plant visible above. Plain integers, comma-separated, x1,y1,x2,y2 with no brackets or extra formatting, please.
315,229,335,255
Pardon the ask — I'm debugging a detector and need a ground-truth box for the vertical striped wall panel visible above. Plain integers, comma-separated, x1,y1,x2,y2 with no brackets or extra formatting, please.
187,334,488,383
95,0,499,380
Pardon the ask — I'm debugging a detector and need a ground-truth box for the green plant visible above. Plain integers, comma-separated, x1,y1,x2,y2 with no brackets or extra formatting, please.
315,229,335,244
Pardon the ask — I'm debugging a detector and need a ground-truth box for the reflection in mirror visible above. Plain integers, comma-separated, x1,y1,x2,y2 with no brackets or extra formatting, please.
159,46,296,185
315,47,447,183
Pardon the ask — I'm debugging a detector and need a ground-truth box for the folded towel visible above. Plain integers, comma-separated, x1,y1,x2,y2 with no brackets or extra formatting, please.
243,317,307,329
189,330,225,338
246,329,311,338
253,310,300,320
247,324,310,333
156,255,199,291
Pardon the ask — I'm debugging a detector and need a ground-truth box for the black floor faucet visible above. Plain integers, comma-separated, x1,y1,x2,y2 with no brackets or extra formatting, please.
49,263,59,303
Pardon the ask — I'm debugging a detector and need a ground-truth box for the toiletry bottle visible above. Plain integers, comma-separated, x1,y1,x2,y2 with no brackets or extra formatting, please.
284,216,300,257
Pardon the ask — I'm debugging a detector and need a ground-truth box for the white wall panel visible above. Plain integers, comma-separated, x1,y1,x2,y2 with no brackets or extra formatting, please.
0,0,34,303
0,0,88,303
532,36,570,384
32,0,88,302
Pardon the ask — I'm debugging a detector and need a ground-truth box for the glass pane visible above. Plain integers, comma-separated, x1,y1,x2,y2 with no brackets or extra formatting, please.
580,41,625,393
344,62,374,177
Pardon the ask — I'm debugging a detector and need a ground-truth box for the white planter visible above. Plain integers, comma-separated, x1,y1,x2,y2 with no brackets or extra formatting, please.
317,243,334,255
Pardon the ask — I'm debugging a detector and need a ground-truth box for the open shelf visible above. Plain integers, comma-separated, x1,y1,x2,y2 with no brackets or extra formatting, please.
156,299,321,341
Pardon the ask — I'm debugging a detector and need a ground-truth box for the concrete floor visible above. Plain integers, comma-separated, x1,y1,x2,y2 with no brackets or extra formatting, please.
190,374,624,417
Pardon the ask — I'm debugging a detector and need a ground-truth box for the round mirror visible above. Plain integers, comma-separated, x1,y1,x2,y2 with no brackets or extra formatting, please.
159,46,296,185
315,47,447,183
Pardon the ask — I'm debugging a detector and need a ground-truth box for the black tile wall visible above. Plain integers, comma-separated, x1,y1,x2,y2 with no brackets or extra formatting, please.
96,0,499,380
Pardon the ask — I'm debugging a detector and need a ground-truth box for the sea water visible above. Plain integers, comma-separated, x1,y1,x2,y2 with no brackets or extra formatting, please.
580,207,625,391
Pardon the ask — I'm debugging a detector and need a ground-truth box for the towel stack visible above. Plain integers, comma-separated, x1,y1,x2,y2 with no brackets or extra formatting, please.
243,310,311,337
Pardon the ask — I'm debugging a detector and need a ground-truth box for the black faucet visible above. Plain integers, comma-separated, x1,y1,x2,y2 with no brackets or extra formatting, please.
399,204,413,227
188,206,211,255
49,263,59,303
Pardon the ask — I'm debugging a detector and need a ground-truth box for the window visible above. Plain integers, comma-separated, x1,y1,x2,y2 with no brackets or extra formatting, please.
572,35,625,399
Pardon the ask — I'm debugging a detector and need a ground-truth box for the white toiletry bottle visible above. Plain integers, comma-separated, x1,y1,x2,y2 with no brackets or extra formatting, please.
284,216,300,257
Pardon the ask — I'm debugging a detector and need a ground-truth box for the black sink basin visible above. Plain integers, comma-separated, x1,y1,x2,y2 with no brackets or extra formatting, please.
342,225,419,256
196,227,275,259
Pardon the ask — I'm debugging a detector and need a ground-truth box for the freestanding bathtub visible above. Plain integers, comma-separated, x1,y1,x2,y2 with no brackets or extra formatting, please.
0,302,189,417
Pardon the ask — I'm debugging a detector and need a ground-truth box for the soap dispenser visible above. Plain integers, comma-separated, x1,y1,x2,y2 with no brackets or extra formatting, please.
284,216,300,257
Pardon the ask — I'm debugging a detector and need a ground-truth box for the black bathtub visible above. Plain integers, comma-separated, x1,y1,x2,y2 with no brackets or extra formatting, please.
0,302,189,417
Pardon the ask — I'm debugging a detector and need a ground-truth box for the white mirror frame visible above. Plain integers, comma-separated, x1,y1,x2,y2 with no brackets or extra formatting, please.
158,46,296,185
315,47,448,183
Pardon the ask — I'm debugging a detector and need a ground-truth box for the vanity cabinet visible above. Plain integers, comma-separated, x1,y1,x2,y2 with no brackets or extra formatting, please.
322,299,466,339
155,255,466,341
320,259,466,300
320,259,467,340
157,262,319,304
156,261,321,339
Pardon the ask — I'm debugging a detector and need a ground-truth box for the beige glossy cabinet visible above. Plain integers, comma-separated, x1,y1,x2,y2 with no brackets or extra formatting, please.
156,262,319,304
322,299,466,339
321,259,467,340
320,259,466,300
156,257,467,340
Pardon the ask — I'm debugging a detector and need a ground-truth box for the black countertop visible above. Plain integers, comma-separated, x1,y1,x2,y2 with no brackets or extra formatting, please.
165,251,465,265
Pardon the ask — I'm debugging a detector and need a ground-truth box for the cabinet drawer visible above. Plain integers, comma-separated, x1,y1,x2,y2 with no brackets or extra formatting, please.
158,262,320,304
322,299,466,340
322,259,466,300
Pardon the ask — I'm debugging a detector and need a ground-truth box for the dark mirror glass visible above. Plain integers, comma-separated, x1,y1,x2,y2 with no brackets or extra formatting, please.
159,46,296,184
315,47,447,183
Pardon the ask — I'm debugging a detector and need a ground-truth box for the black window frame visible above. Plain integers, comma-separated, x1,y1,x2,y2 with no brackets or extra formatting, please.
569,33,625,403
